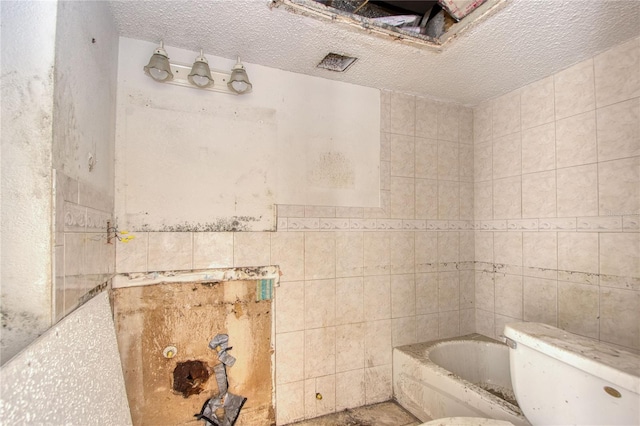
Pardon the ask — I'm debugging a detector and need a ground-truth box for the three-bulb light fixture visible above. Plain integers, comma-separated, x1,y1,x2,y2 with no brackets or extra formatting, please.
143,41,252,95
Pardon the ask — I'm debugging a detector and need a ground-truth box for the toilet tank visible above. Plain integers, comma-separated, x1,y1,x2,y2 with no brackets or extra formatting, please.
503,322,640,426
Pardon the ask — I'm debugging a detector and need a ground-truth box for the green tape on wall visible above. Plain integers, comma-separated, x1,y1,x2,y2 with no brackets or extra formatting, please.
256,279,274,301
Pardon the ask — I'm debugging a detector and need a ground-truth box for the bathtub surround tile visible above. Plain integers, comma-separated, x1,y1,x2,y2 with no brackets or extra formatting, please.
278,204,306,218
305,327,336,379
600,287,640,350
305,206,336,218
556,164,599,217
555,111,598,169
474,231,494,264
364,232,390,276
276,331,305,384
415,273,439,314
492,90,521,138
364,364,393,405
558,232,599,275
460,309,476,335
459,270,475,309
596,98,640,162
474,142,493,182
493,133,522,179
336,323,365,372
475,309,495,338
415,138,438,180
380,161,391,191
523,232,558,272
438,141,459,181
389,177,415,219
438,181,460,220
335,369,366,411
364,275,391,321
494,313,519,339
305,279,336,329
522,170,557,218
474,181,493,220
288,217,320,231
438,310,460,339
365,319,392,367
459,231,475,263
276,381,305,424
438,271,460,312
577,216,623,232
148,232,192,271
335,277,364,325
594,37,640,108
600,233,640,278
460,107,474,145
416,313,439,342
392,316,417,347
494,232,523,269
305,232,336,280
415,233,438,273
473,102,493,144
459,144,474,182
494,274,523,319
493,176,522,219
623,215,640,232
521,122,556,174
438,231,460,267
523,277,558,327
558,281,599,339
521,76,555,130
554,59,596,120
271,232,304,281
116,232,148,273
599,157,640,217
233,232,270,267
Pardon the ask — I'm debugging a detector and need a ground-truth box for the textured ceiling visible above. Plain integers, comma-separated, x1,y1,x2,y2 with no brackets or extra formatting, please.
108,0,640,105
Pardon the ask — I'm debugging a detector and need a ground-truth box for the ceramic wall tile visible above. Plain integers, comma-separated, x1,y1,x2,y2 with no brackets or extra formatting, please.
473,102,493,144
594,37,640,108
335,277,364,325
363,233,390,276
276,281,305,333
599,157,640,217
596,98,640,162
276,331,305,384
438,271,460,312
474,142,493,182
390,134,415,177
474,181,493,220
600,287,640,350
523,232,557,271
493,176,522,219
558,281,599,339
522,170,557,218
415,97,439,140
148,232,192,271
270,232,304,281
600,233,640,278
438,310,460,339
305,232,336,279
363,275,391,320
492,90,521,138
557,164,599,217
364,365,393,404
304,375,336,418
415,179,438,219
275,381,305,425
475,271,495,311
389,232,415,274
521,76,555,130
335,323,365,372
493,133,522,179
522,122,556,174
415,233,438,273
438,103,460,142
305,279,336,329
558,232,599,274
416,313,439,342
494,232,523,267
335,369,365,411
305,206,336,218
304,327,336,379
438,141,459,181
438,181,460,220
555,111,598,168
192,232,234,269
389,92,415,136
389,177,415,219
459,107,474,145
116,232,148,273
554,59,596,120
392,316,417,346
475,309,495,338
523,276,558,327
494,274,523,319
233,232,270,267
364,319,392,367
415,138,438,180
336,232,364,278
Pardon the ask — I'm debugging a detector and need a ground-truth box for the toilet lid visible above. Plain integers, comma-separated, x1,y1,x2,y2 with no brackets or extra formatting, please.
420,417,515,426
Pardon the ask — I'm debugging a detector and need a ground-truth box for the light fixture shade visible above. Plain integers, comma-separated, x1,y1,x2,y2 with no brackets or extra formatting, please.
143,42,173,82
227,57,252,94
188,50,214,88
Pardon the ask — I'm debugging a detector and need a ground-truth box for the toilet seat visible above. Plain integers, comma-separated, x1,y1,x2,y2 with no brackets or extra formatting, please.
420,417,515,426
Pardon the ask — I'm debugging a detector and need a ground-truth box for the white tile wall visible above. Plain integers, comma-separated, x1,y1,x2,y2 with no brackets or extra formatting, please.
474,36,640,356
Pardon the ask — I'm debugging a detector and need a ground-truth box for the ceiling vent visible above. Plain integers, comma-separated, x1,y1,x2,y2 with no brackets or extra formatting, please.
317,53,358,72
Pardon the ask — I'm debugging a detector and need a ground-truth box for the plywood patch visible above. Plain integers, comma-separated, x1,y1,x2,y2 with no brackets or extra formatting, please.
112,281,273,426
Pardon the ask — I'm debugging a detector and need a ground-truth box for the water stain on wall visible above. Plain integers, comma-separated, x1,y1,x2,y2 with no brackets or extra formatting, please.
308,151,356,189
112,281,273,425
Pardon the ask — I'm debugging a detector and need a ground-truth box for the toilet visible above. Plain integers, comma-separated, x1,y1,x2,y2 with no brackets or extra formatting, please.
420,322,640,426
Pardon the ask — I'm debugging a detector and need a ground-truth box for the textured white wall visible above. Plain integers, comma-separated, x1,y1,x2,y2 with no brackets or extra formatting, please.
115,38,380,232
0,0,58,365
0,291,132,425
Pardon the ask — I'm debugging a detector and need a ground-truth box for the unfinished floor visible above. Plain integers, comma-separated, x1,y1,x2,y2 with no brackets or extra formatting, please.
286,401,423,426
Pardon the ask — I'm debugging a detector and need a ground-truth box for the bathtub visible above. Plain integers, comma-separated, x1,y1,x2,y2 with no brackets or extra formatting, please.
393,334,530,425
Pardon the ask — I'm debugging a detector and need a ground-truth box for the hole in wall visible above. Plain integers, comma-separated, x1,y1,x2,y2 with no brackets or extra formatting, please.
173,360,210,398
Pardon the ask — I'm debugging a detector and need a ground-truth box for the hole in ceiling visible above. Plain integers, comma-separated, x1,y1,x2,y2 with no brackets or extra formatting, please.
273,0,507,49
317,53,358,72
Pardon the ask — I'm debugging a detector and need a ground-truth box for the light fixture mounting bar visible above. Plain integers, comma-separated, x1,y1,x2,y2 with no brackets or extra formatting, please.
166,62,239,95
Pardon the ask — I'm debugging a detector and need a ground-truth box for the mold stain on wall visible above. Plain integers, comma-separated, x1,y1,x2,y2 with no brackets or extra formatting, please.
112,280,273,425
308,151,356,189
